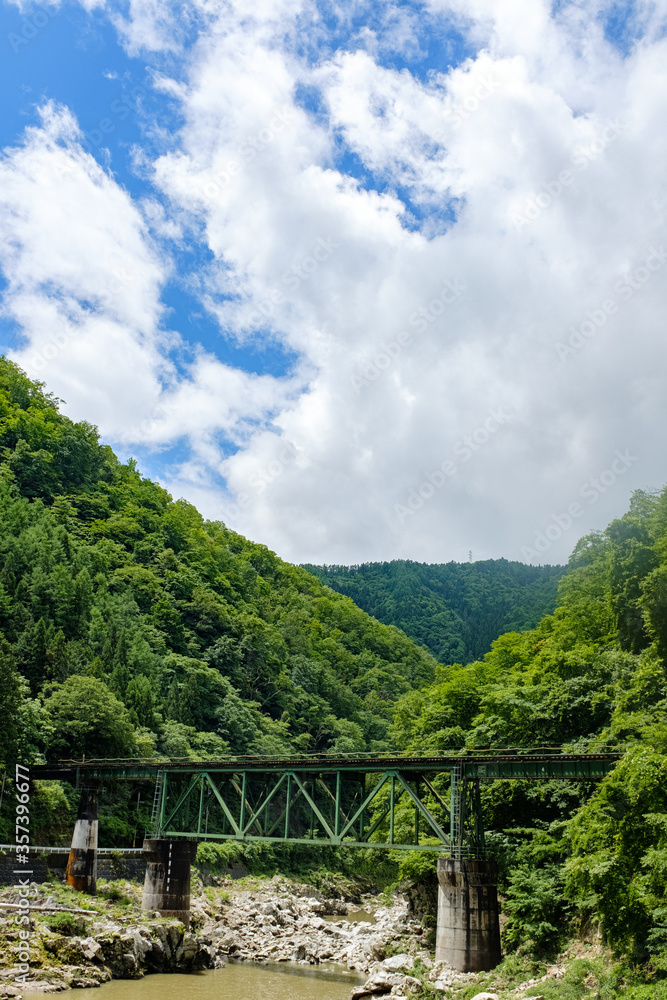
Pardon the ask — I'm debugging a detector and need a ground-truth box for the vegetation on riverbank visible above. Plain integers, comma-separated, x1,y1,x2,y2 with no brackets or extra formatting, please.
388,486,667,987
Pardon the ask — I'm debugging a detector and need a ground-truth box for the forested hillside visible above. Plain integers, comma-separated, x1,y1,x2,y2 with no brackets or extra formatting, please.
303,559,565,664
0,358,438,839
5,354,667,981
392,487,667,972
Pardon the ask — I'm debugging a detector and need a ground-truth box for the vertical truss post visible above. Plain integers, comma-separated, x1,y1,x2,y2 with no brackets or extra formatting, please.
197,774,205,835
414,778,420,845
359,777,365,840
451,764,463,858
309,779,316,839
335,771,341,838
159,771,167,837
389,774,395,845
473,778,485,857
450,766,456,854
240,773,247,834
285,773,292,839
184,784,191,828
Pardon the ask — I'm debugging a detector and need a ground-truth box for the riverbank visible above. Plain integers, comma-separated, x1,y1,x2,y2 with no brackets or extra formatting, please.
0,874,437,994
0,876,632,1000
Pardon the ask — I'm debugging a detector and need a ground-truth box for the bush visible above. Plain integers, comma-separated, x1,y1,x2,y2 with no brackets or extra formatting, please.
196,840,245,873
503,861,571,958
44,912,79,936
97,880,134,906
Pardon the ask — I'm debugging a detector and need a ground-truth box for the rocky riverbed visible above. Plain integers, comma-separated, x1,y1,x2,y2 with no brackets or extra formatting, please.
0,875,442,995
0,877,571,1000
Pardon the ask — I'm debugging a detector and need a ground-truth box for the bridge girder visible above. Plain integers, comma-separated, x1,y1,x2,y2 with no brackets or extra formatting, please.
33,752,621,858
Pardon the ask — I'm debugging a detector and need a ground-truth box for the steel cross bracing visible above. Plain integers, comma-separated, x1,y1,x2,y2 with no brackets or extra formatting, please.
34,751,622,859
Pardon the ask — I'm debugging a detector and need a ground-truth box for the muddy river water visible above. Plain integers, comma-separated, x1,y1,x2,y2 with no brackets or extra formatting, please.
93,964,363,1000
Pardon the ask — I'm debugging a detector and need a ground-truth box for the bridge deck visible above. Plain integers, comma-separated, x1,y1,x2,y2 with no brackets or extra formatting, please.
31,752,623,858
33,751,622,782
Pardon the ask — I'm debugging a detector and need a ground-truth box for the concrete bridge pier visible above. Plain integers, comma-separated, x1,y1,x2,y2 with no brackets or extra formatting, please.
141,839,197,927
66,783,100,894
435,857,501,972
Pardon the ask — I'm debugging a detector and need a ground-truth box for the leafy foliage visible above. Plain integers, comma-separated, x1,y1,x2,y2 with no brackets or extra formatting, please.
0,358,438,841
42,675,137,761
303,559,564,664
393,485,667,970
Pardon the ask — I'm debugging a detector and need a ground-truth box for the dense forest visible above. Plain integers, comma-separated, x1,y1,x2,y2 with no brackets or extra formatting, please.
303,559,565,664
391,487,667,973
0,357,438,841
4,355,667,982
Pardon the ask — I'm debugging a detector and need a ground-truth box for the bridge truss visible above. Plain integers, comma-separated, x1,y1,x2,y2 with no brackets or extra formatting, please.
36,751,621,859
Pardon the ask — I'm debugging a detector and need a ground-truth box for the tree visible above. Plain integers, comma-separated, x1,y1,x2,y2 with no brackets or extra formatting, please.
43,675,136,761
0,640,21,768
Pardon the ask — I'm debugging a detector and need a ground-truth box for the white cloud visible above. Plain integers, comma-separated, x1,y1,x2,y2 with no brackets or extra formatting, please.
141,2,667,565
0,102,291,466
0,103,169,430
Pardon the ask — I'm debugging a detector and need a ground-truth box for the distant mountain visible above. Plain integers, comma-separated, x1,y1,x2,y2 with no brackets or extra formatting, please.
301,559,566,665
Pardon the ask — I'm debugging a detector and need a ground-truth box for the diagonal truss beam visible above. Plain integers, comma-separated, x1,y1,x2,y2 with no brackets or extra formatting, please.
422,776,451,820
265,784,300,837
394,771,451,847
290,772,334,839
230,775,264,836
240,772,288,837
203,773,242,836
162,773,200,832
339,773,390,841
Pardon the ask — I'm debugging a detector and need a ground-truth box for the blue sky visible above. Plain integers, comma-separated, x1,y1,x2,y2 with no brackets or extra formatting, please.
1,0,666,566
0,1,301,378
0,0,471,364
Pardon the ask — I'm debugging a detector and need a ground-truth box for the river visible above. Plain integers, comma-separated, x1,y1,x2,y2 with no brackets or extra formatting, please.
92,963,364,1000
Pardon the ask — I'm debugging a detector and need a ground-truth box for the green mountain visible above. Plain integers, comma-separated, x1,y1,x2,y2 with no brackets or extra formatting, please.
6,353,667,978
302,559,565,664
0,357,439,783
393,487,667,968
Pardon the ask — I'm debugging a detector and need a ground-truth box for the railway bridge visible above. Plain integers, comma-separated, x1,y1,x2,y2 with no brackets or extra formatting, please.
34,749,622,973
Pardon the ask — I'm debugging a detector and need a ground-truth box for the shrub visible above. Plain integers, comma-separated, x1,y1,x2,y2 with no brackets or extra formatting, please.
97,880,133,906
44,912,79,936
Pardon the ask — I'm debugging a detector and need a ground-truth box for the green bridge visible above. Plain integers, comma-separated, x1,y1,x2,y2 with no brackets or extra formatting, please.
33,750,624,972
35,750,622,860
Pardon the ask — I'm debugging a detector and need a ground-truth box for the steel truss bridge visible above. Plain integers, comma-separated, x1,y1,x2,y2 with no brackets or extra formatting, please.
35,751,622,859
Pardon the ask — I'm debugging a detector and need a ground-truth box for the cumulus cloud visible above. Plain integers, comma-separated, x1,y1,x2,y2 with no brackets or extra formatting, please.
3,0,667,567
136,2,667,565
0,102,291,471
0,102,169,429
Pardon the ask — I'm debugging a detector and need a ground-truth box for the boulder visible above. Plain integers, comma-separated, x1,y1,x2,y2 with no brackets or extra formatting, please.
351,971,405,997
78,938,103,962
381,955,413,972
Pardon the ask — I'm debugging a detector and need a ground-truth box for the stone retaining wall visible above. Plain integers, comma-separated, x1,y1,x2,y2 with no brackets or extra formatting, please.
0,853,146,887
0,853,246,887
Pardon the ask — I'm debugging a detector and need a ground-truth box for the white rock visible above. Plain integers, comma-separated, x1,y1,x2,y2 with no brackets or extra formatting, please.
381,954,413,971
79,937,103,961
